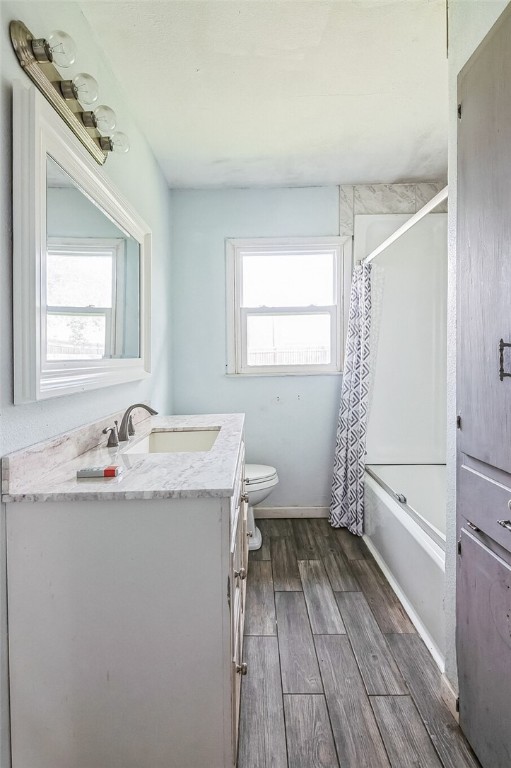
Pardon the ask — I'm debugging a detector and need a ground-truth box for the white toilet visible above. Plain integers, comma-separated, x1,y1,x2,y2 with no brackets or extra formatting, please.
244,464,279,551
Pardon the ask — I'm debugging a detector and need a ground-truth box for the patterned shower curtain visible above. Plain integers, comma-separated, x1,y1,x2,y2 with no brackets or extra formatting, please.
330,262,372,536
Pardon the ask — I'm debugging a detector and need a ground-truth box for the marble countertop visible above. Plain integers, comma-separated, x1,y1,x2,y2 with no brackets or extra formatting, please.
2,413,245,503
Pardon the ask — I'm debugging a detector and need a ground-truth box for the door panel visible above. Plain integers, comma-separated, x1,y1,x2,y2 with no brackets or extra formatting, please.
458,530,511,768
458,7,511,473
457,7,511,767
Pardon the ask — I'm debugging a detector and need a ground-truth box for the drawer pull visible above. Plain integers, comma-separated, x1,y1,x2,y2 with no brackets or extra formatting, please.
240,494,249,504
497,519,511,532
234,567,247,580
467,521,480,532
500,339,511,381
247,530,253,538
236,662,248,676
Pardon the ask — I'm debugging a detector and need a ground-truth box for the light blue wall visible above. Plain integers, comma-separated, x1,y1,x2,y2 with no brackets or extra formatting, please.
171,187,342,507
0,1,173,459
47,186,129,238
47,186,141,357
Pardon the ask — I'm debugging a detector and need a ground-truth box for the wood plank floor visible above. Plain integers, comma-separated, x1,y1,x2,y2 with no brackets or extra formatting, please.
238,518,481,768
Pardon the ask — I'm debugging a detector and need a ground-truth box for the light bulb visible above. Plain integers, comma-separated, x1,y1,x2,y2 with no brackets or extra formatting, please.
31,29,76,68
99,132,130,154
60,73,99,106
82,105,117,133
46,30,76,68
71,73,99,106
109,132,130,154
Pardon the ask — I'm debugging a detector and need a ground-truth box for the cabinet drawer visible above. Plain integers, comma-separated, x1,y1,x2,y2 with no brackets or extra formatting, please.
231,597,244,761
459,460,511,553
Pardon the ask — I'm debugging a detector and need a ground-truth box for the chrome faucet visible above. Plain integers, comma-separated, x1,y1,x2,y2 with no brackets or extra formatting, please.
118,403,158,442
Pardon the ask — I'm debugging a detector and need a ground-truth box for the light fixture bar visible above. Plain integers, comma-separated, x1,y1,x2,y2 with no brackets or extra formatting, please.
9,20,107,165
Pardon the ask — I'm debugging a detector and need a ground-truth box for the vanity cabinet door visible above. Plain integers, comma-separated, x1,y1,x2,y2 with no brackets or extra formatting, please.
230,507,241,654
229,445,246,763
230,497,246,764
232,605,244,762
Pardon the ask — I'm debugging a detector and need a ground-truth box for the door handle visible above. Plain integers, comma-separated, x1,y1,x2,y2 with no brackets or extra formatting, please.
497,519,511,532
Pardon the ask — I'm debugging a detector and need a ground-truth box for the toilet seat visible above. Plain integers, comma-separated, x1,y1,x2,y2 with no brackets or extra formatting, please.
245,464,278,489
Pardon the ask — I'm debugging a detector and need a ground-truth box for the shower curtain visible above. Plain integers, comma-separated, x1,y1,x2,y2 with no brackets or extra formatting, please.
330,262,372,536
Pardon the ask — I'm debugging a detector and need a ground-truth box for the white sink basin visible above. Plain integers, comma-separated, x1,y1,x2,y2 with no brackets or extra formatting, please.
123,429,219,454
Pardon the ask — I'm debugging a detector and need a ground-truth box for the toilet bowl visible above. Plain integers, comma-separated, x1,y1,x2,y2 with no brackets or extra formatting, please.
244,464,279,551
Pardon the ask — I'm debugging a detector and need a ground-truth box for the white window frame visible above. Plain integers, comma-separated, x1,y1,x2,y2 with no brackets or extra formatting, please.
226,237,352,376
44,237,126,363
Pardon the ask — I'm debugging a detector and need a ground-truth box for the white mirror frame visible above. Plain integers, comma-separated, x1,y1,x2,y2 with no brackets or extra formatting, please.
12,82,151,403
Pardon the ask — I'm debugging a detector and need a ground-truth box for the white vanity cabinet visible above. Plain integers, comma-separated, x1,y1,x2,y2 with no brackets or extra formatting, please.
6,434,247,768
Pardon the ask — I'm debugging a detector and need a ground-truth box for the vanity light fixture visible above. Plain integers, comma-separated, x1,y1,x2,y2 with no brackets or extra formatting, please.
9,20,130,163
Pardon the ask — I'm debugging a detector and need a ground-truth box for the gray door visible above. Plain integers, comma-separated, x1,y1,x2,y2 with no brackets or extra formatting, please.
457,4,511,766
458,530,511,768
458,4,511,473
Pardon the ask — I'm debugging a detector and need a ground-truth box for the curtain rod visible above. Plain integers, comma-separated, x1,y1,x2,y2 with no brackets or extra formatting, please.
363,185,448,265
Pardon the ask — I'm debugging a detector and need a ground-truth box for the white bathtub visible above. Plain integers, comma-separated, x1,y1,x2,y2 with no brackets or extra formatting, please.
364,464,446,671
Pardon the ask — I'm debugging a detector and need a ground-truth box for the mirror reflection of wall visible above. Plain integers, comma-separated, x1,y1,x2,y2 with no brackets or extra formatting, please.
45,156,140,362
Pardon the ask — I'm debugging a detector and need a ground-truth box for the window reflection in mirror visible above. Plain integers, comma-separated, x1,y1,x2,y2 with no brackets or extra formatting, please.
45,156,140,362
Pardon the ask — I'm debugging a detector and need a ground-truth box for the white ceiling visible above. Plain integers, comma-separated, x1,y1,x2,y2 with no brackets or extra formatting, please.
80,0,448,188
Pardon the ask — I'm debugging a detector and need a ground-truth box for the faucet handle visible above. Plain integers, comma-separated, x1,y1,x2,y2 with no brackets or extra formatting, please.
102,421,120,448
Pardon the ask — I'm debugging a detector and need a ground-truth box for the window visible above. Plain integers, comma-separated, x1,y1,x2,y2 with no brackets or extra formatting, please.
44,238,125,362
226,237,351,375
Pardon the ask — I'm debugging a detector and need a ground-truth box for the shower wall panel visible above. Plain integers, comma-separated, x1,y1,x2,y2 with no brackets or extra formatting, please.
354,213,448,465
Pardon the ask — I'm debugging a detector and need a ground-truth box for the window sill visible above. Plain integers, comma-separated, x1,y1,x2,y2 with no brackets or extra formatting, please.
225,371,343,378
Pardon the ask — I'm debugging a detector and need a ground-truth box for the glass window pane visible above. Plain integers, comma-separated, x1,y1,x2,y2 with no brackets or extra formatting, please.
241,251,335,307
246,314,331,367
47,253,113,307
47,314,107,360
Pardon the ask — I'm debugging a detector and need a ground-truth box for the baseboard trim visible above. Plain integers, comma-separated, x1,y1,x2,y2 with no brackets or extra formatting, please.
440,673,459,722
363,535,445,674
254,506,329,519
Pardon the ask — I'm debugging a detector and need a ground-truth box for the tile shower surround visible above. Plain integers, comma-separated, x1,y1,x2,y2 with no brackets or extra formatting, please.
339,182,447,237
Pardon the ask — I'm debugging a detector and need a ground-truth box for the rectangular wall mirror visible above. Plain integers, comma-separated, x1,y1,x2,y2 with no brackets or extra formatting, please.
13,83,151,403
